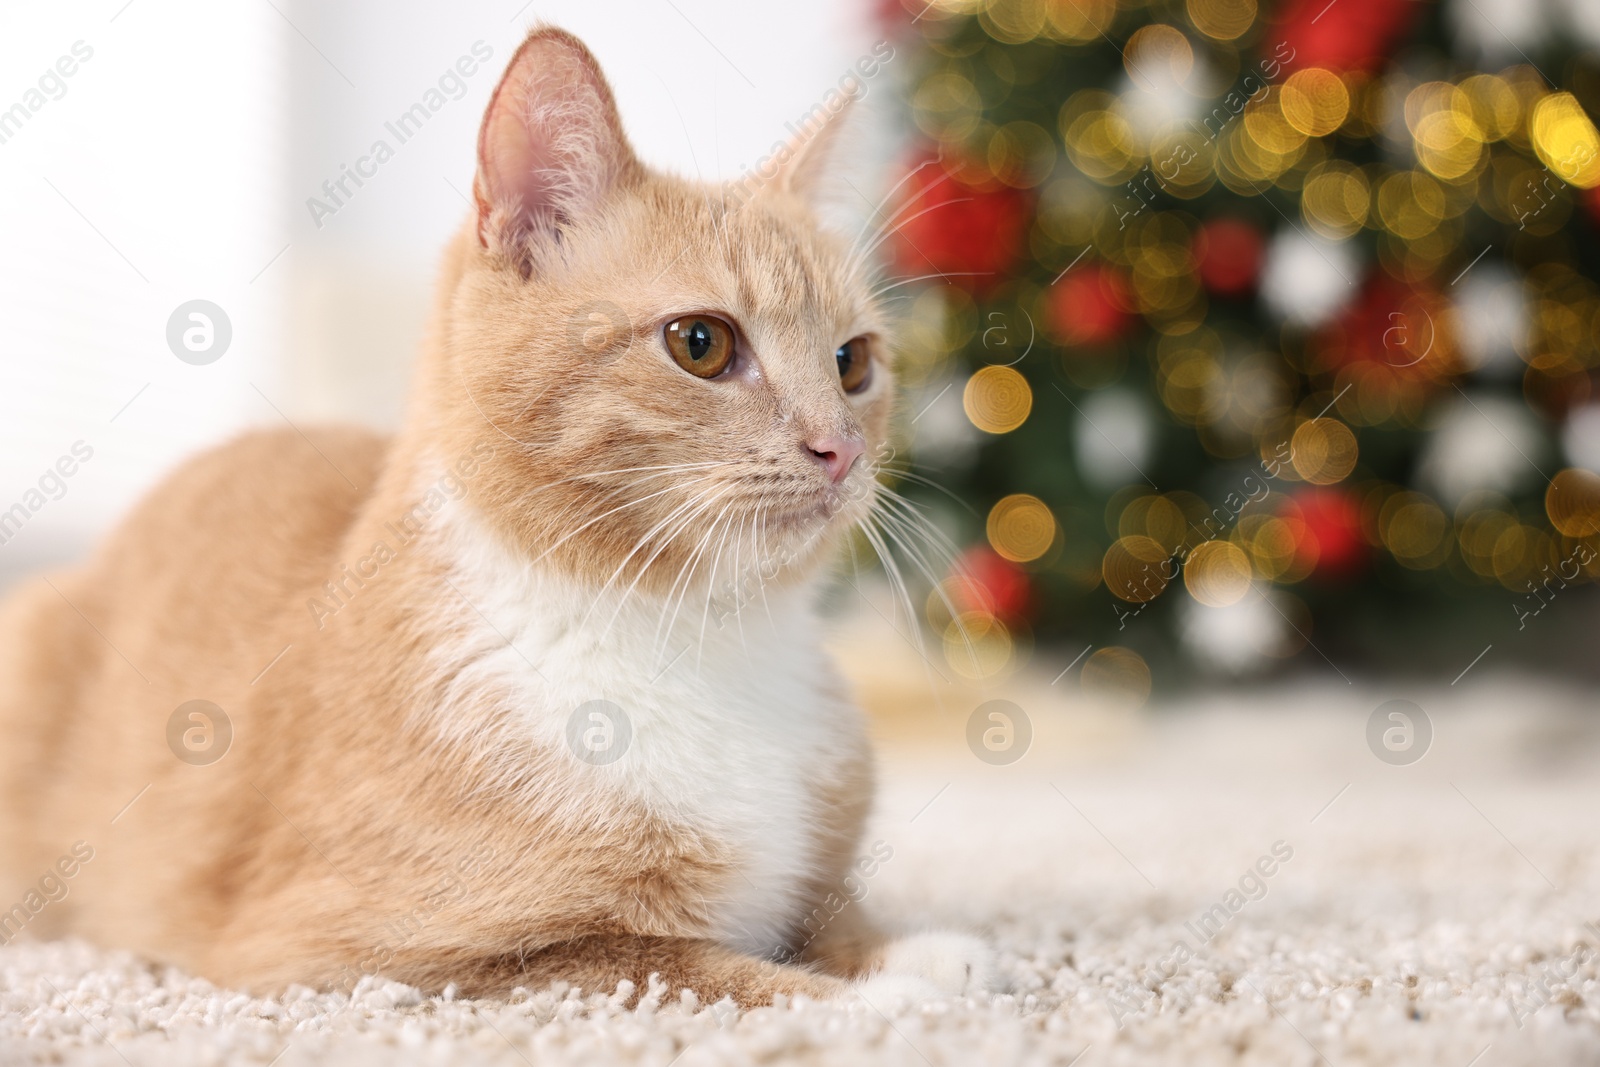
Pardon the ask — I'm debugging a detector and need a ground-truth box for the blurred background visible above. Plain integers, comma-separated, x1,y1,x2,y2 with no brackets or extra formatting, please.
3,0,1600,708
881,0,1600,698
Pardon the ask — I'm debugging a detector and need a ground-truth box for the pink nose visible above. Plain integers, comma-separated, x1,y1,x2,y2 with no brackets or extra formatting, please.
807,435,865,484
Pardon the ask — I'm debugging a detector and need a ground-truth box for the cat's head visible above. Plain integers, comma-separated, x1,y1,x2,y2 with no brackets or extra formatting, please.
430,28,894,599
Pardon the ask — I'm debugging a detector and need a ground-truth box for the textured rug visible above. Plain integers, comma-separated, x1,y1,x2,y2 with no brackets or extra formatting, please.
3,661,1599,1066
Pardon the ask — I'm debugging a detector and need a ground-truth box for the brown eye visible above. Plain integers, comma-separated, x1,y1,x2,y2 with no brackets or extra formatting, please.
665,316,735,378
836,337,871,393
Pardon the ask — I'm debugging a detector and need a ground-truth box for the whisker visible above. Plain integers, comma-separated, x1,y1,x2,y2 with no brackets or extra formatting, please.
529,478,716,566
583,482,726,638
869,270,992,299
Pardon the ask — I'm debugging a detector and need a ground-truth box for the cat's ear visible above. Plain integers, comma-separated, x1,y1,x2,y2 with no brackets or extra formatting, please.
775,95,857,209
473,28,637,261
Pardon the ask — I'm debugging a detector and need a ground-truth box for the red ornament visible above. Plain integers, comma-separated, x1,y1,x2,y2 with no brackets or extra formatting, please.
1283,489,1366,578
1314,276,1451,384
1273,0,1422,75
891,152,1033,296
950,546,1032,624
1194,218,1264,297
873,0,920,35
1046,264,1133,347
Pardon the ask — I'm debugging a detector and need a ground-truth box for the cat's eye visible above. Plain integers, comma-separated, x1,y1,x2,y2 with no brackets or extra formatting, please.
836,337,871,393
664,316,735,378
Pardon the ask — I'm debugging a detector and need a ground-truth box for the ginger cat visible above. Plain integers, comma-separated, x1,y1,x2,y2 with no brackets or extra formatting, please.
0,28,994,1005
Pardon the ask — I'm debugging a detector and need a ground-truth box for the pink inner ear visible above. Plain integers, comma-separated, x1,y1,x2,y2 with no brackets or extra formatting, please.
473,31,630,250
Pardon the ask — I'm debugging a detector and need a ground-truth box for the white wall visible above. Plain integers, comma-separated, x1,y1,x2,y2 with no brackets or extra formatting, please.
0,0,893,581
0,0,288,575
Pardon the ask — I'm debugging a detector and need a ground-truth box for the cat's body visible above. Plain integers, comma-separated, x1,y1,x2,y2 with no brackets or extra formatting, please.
0,28,992,1004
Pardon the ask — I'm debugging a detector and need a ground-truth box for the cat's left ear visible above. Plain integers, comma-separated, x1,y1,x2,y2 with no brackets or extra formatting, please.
774,93,857,209
473,27,639,263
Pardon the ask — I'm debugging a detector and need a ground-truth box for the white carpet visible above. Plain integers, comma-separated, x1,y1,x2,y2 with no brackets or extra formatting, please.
4,672,1600,1066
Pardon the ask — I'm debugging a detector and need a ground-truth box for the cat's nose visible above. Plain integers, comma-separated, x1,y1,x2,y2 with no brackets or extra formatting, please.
806,435,865,484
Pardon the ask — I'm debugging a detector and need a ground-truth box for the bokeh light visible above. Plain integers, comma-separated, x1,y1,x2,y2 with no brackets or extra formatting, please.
1290,418,1360,485
987,493,1058,561
964,364,1032,432
893,1,1600,679
1281,69,1350,138
1546,468,1600,537
1185,0,1255,41
1080,646,1153,710
1184,540,1254,606
1530,92,1600,189
944,610,1015,680
1103,534,1171,603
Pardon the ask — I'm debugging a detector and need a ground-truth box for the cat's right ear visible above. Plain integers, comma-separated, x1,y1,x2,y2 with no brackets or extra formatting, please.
473,28,637,268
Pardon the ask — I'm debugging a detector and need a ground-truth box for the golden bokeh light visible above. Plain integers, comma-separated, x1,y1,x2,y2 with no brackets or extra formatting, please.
1242,93,1309,155
1238,514,1299,580
1081,646,1152,710
913,71,985,143
1459,73,1520,142
1301,161,1371,239
1290,418,1359,485
1102,534,1171,603
989,119,1057,188
1281,69,1350,138
1402,81,1487,184
979,0,1048,44
1458,506,1519,579
1530,91,1600,189
1416,109,1486,182
1185,0,1255,41
901,286,978,386
1119,493,1190,553
1124,24,1194,94
988,493,1058,562
1156,346,1221,425
1184,540,1254,606
1376,170,1447,239
1546,468,1600,537
1148,126,1218,197
1062,103,1141,183
1490,522,1553,589
1044,0,1118,41
1380,492,1450,568
964,365,1033,433
943,611,1015,680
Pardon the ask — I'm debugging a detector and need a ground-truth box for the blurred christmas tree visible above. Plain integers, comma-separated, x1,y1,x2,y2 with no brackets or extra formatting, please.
879,0,1600,688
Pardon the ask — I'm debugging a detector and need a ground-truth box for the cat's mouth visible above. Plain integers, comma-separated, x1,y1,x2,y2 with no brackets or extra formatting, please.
766,481,871,535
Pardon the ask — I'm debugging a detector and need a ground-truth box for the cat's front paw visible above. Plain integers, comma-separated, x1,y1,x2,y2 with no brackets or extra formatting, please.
872,932,998,996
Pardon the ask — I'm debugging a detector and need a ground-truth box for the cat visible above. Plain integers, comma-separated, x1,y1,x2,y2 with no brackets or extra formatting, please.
0,26,994,1006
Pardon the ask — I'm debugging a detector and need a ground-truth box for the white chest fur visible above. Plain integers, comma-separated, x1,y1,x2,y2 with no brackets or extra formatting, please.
425,504,865,957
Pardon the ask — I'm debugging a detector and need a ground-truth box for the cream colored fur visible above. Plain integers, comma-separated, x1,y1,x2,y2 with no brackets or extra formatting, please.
0,27,994,1005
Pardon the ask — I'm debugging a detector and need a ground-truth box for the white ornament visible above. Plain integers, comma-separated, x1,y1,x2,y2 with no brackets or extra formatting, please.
1075,388,1154,491
1259,229,1360,328
1561,402,1600,473
1177,585,1287,675
1450,263,1526,378
1418,393,1545,507
1449,0,1552,62
909,372,982,472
